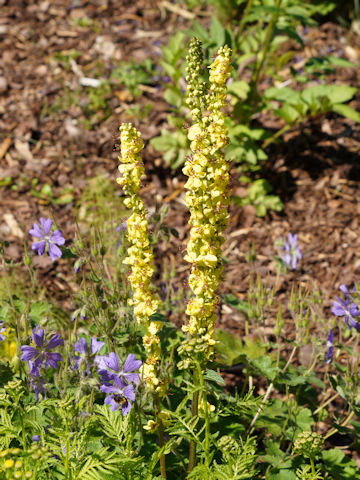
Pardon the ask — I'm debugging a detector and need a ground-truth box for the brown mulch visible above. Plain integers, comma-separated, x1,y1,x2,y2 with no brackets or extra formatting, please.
0,0,360,344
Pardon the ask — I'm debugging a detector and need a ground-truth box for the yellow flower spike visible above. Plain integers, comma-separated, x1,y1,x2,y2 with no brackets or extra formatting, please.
117,123,164,396
178,42,232,368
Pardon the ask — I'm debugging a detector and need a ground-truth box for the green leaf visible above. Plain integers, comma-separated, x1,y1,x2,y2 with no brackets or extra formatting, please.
250,356,279,381
301,85,357,106
204,369,226,386
210,15,226,47
332,103,360,123
29,301,52,323
164,87,182,108
322,449,360,479
274,104,300,124
228,80,250,100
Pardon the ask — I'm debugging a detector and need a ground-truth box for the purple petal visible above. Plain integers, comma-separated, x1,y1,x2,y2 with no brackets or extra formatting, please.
122,400,132,415
98,369,117,383
339,284,349,295
29,356,43,376
90,338,104,355
32,241,46,256
327,330,334,346
326,346,334,364
124,372,140,385
348,316,360,330
48,242,62,261
288,233,298,247
32,435,40,442
0,334,5,341
123,384,135,402
29,223,44,238
100,384,119,394
104,395,119,411
112,375,127,390
74,338,88,354
94,355,108,370
104,352,120,372
123,354,142,373
21,345,39,361
332,301,345,317
40,218,53,235
349,303,360,317
45,352,63,369
32,328,45,348
46,334,63,350
50,230,65,246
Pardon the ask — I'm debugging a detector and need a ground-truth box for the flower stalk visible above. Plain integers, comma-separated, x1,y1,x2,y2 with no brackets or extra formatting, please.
179,39,232,472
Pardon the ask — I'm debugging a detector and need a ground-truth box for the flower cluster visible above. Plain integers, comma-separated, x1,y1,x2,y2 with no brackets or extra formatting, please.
73,336,104,372
21,326,63,400
332,284,360,330
326,284,360,364
116,123,165,396
29,218,65,261
96,352,141,415
179,42,232,367
280,233,302,270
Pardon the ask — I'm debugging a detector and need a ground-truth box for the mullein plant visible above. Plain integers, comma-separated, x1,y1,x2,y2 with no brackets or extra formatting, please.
117,124,168,477
116,123,165,397
177,38,232,471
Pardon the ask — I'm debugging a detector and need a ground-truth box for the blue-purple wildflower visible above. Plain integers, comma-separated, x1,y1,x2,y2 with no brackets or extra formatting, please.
21,327,63,376
332,285,360,330
96,352,142,385
96,352,142,415
73,337,104,371
101,377,135,414
0,321,5,341
326,330,334,364
116,220,127,233
281,233,302,270
29,218,65,261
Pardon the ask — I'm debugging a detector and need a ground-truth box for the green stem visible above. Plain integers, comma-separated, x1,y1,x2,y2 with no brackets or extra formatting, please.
324,410,355,440
249,0,282,93
188,370,199,473
236,0,254,45
197,363,210,472
156,395,167,479
310,457,316,475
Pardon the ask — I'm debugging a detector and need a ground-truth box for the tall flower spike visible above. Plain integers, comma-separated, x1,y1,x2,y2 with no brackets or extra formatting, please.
185,37,208,122
117,123,165,396
179,43,232,369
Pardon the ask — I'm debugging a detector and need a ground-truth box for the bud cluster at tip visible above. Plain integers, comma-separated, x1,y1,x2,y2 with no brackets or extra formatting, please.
179,42,232,369
117,123,166,396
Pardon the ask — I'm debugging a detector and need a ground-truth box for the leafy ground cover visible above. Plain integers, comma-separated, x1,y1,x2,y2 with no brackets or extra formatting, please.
0,0,360,478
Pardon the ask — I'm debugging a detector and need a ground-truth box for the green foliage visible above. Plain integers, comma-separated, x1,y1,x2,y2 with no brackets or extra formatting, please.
151,0,357,216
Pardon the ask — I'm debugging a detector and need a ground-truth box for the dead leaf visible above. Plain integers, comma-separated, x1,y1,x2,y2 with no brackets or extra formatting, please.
3,213,24,238
14,139,33,163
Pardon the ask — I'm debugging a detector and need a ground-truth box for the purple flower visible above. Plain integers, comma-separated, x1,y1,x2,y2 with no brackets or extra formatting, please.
326,330,334,364
332,296,360,330
29,218,65,261
116,220,127,233
33,435,40,442
281,233,302,270
101,376,135,414
0,321,5,341
96,352,142,385
21,326,63,376
73,337,104,371
30,376,47,401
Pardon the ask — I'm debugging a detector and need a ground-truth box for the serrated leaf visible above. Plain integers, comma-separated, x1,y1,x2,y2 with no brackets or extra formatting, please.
204,369,226,386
